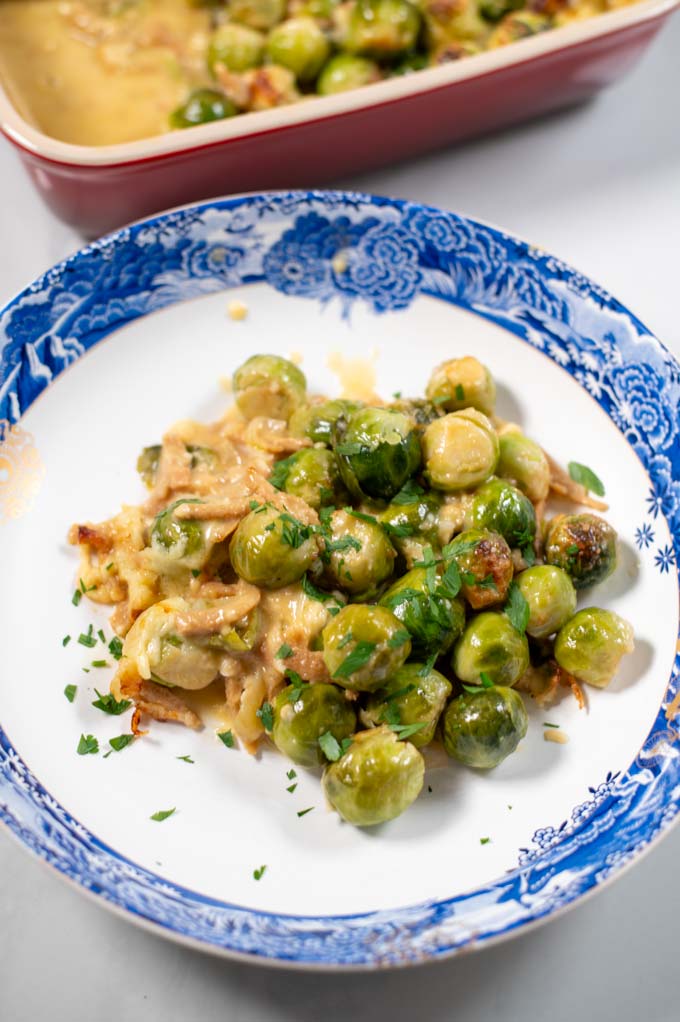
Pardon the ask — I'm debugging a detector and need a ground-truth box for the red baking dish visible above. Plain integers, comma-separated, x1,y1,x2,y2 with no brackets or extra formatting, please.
0,0,677,237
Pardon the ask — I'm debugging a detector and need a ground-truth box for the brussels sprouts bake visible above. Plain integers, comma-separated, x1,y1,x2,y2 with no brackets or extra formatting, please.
68,350,635,830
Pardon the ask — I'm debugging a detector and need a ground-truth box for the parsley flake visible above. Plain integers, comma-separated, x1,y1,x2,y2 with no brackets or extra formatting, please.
480,837,491,846
256,701,274,731
92,689,132,715
108,734,135,752
297,807,314,818
543,722,560,729
78,627,97,649
286,768,297,780
177,754,195,763
269,454,295,490
455,384,465,401
108,636,123,661
318,732,352,762
64,684,77,703
568,461,605,497
462,673,495,695
77,734,99,756
217,730,235,748
333,640,376,680
275,643,293,660
391,479,425,506
287,783,298,793
389,721,427,740
97,629,106,644
253,864,267,880
150,808,176,822
505,580,530,635
522,544,536,567
62,635,71,647
388,629,411,649
91,659,109,669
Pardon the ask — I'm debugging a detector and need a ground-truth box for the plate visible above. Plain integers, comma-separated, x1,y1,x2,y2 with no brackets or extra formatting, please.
0,191,679,968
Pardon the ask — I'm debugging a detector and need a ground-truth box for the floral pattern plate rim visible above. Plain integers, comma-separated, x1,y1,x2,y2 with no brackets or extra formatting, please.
0,191,679,969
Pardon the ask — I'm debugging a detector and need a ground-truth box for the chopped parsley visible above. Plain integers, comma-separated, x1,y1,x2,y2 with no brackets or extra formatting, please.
105,562,114,572
300,572,342,610
286,783,298,793
108,636,124,661
384,683,415,702
567,543,580,556
256,701,274,732
462,672,495,695
432,394,449,405
389,721,427,740
64,684,77,703
269,454,295,490
97,629,106,644
335,441,366,456
91,689,132,716
77,626,97,648
455,384,465,401
62,635,71,647
480,837,491,846
275,643,293,660
150,808,176,822
568,461,605,497
217,730,235,748
297,807,314,818
318,731,352,762
419,652,438,677
505,580,530,635
191,569,201,578
77,734,99,756
253,864,267,880
108,734,135,752
436,559,462,600
522,544,536,567
177,754,195,763
279,512,311,549
391,480,425,506
91,659,109,669
286,768,297,780
388,629,411,649
323,534,362,559
382,520,414,539
543,722,560,729
333,640,376,680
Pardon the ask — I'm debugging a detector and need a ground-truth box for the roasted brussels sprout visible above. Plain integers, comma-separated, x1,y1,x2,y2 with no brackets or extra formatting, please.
321,508,396,596
270,448,346,509
288,398,362,445
316,53,382,94
516,565,576,639
169,89,237,129
469,477,536,549
361,663,452,747
441,685,528,768
150,500,206,569
122,599,222,690
233,354,307,422
208,23,265,72
266,17,331,80
379,566,465,657
323,725,424,826
422,409,499,491
444,528,513,609
344,0,422,59
334,407,421,501
554,608,634,688
229,504,318,588
488,9,551,45
229,0,287,30
322,604,411,691
425,356,496,416
271,682,356,766
544,513,618,590
452,611,530,687
496,431,550,503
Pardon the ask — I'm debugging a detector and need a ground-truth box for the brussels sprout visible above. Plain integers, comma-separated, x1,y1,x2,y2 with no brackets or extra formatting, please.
470,477,536,549
288,399,362,445
323,726,424,826
344,0,422,59
488,10,551,45
316,53,382,94
208,23,265,72
137,445,161,488
322,604,411,692
169,89,237,130
444,528,513,609
516,565,576,639
270,448,347,509
271,682,356,766
452,611,529,687
206,606,263,653
334,407,421,501
544,514,618,590
229,504,318,588
425,356,496,416
361,663,452,747
419,0,487,45
480,0,523,21
321,509,396,596
233,354,307,422
379,567,465,657
496,432,550,504
150,500,206,569
441,685,528,768
554,608,634,688
122,600,222,690
229,0,287,30
387,397,444,428
378,489,441,559
422,409,499,491
266,17,331,80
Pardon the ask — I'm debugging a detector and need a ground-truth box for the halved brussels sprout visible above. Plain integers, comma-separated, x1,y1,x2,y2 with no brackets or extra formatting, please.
169,89,237,130
316,53,382,94
288,399,362,445
425,356,496,416
444,528,513,609
544,514,618,590
344,0,422,59
208,23,265,72
441,686,528,768
334,406,421,501
497,431,550,504
270,448,347,509
322,604,411,691
271,682,356,766
554,608,634,688
452,611,529,687
361,663,452,747
122,599,222,690
266,17,331,80
469,477,536,549
321,509,396,596
233,354,307,422
422,409,499,491
150,499,207,570
515,565,576,639
229,504,318,588
379,566,465,657
323,725,424,826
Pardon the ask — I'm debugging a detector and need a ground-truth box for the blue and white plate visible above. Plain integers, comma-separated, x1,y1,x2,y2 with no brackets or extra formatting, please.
0,192,678,968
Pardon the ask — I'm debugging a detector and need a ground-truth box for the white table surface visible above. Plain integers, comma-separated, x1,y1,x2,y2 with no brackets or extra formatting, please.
1,15,679,1021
